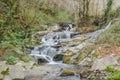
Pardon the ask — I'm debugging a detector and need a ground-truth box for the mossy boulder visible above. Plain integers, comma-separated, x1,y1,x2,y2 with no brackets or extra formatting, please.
63,56,71,64
63,49,74,64
53,54,64,61
72,44,96,64
60,69,75,76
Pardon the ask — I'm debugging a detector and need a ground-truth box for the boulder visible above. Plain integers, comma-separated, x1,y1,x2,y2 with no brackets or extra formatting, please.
92,55,118,70
53,54,64,61
60,69,75,76
63,49,74,64
79,57,93,67
24,74,43,80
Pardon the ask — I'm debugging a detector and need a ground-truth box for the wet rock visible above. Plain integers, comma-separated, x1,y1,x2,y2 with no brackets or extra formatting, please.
80,70,92,78
79,57,93,67
0,61,61,80
88,70,108,80
31,54,50,64
53,54,64,61
24,74,43,80
38,58,49,64
92,55,118,70
60,69,75,76
63,56,71,64
54,76,80,80
63,50,74,64
12,78,24,80
58,23,75,31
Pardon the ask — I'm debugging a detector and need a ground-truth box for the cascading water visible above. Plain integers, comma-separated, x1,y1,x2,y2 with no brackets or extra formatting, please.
30,24,80,64
30,19,119,64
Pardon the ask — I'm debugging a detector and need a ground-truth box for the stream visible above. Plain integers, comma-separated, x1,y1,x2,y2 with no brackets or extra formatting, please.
28,19,119,80
30,20,113,64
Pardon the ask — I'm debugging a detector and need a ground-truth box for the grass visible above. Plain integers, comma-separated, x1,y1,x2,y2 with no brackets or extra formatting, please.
104,66,117,73
104,66,120,80
106,72,120,80
97,21,120,46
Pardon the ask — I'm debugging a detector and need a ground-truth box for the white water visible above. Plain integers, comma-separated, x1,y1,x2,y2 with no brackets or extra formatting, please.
30,19,120,64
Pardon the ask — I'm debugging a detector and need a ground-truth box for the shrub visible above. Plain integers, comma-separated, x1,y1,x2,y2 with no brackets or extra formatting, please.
104,66,117,73
106,72,120,80
5,56,17,65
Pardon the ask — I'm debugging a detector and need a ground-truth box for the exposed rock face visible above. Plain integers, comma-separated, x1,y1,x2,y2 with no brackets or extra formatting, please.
92,55,119,70
0,61,60,80
24,74,43,80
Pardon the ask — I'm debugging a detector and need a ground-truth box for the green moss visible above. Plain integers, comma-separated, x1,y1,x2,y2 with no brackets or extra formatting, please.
106,72,120,80
60,69,75,76
1,68,9,76
63,56,70,64
104,66,117,73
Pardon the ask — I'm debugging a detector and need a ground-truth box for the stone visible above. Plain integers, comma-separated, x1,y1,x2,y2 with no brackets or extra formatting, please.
31,55,49,64
63,49,74,64
60,69,75,76
92,55,118,70
24,74,43,80
80,70,92,78
79,57,93,67
63,56,70,64
53,54,64,61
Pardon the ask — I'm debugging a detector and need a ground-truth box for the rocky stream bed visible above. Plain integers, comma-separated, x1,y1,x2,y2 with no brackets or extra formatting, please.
1,19,120,80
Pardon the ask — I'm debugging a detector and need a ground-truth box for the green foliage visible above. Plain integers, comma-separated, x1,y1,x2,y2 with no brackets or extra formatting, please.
104,0,113,21
54,9,71,23
104,66,117,72
35,7,71,25
97,21,120,46
0,0,72,62
106,72,120,80
5,56,17,64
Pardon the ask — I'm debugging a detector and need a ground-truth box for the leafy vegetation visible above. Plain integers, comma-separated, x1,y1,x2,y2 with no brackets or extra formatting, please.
106,72,120,80
104,66,117,73
0,0,72,61
104,66,120,80
5,56,17,64
97,21,120,46
103,0,113,22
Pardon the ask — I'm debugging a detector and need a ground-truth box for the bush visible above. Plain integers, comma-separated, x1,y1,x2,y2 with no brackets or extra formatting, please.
5,56,17,65
106,72,120,80
104,66,117,73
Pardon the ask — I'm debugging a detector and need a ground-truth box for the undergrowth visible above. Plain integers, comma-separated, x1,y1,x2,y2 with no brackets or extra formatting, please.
97,21,120,46
0,0,72,62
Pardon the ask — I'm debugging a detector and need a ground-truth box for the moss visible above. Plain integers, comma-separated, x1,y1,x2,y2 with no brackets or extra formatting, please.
104,66,117,73
75,44,96,63
106,72,120,80
63,56,70,64
60,69,75,76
